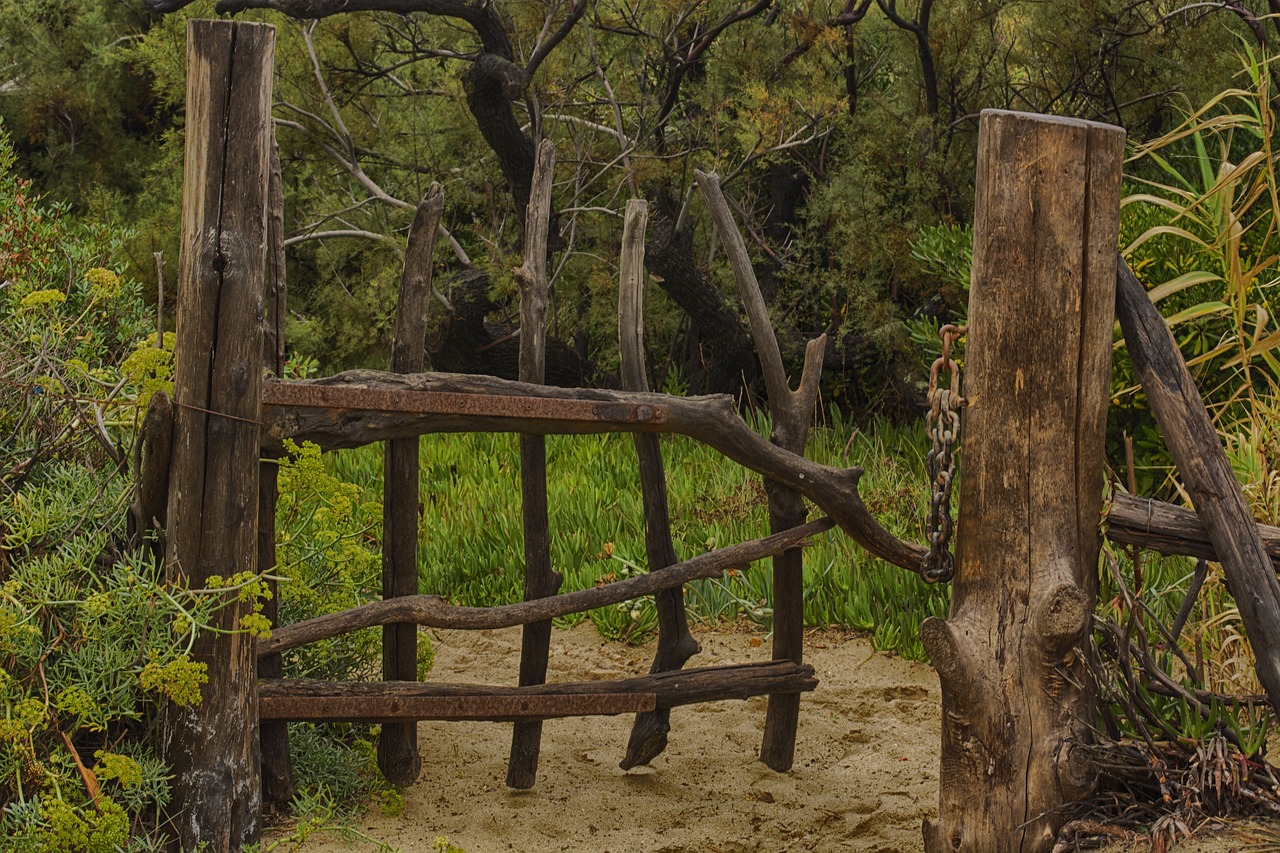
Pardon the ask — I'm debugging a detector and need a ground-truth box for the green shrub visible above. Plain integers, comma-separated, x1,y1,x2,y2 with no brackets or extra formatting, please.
0,123,220,850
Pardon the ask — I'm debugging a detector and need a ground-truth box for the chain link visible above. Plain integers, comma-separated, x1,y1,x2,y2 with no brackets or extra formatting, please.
922,324,966,583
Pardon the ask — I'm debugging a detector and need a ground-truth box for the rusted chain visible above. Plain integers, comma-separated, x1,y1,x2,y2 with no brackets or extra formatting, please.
922,324,966,583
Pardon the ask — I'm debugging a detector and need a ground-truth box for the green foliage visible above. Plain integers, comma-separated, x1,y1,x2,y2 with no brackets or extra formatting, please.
269,440,430,839
1115,50,1280,497
0,127,234,850
274,439,410,682
326,412,948,661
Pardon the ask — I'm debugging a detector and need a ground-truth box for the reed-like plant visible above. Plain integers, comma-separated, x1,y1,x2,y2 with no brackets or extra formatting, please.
1119,48,1280,446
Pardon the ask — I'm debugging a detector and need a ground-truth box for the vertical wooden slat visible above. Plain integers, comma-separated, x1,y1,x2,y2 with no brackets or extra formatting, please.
377,186,444,785
507,140,559,789
259,134,295,806
692,171,825,773
165,19,275,851
618,199,702,770
921,110,1124,853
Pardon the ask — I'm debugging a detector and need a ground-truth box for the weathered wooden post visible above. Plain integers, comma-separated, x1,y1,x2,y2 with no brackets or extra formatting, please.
507,140,559,788
259,135,295,805
378,185,443,785
165,19,275,851
921,110,1124,852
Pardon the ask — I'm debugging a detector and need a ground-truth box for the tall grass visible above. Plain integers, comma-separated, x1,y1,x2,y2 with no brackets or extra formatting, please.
325,413,951,660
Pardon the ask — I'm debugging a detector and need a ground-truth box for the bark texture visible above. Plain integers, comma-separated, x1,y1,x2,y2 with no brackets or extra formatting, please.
377,186,442,785
921,110,1124,853
164,19,274,851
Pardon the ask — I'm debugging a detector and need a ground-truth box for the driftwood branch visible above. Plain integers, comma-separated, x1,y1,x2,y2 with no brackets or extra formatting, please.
258,518,833,657
510,139,557,789
695,170,828,771
378,184,443,785
1116,256,1280,716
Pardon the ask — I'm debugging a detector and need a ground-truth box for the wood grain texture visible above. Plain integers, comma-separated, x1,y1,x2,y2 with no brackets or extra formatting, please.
1115,258,1280,714
509,140,557,789
694,171,826,772
378,186,443,786
164,19,274,852
258,135,294,807
617,198,702,770
922,110,1124,853
260,660,818,714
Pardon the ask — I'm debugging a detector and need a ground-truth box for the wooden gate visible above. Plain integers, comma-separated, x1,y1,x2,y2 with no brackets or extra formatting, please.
149,19,1280,853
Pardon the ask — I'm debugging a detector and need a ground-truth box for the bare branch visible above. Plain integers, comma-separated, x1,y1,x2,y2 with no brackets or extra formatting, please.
284,229,404,249
525,0,588,81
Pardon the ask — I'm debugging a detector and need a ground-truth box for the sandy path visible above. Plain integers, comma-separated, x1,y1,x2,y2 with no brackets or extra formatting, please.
285,624,1269,852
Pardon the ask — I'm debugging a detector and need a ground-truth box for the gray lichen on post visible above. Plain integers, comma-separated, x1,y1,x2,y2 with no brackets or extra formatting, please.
921,110,1124,853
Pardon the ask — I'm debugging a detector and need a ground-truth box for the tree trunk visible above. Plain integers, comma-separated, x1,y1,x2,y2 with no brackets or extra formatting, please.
921,110,1124,853
164,19,274,851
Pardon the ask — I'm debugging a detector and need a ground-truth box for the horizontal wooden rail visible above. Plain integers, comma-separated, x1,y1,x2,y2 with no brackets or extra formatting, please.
259,373,1280,579
259,660,819,722
1106,491,1280,570
263,381,668,429
258,518,834,657
260,692,656,723
261,370,926,572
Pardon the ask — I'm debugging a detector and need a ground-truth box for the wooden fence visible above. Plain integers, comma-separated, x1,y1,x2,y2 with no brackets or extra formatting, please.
147,19,1280,853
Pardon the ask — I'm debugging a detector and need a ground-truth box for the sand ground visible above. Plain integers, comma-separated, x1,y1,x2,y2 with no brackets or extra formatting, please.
281,624,1275,853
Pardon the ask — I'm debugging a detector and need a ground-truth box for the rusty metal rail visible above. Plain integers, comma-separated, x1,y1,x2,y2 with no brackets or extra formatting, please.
259,691,656,723
262,381,668,426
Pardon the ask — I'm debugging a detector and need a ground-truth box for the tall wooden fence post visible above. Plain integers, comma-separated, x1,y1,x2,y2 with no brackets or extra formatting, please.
259,133,295,805
165,19,275,851
921,110,1124,852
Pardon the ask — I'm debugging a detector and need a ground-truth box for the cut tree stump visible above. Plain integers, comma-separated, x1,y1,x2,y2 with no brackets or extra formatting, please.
921,110,1125,853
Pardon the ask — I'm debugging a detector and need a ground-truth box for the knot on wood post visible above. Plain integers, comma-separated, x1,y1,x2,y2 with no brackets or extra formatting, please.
1034,582,1090,657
